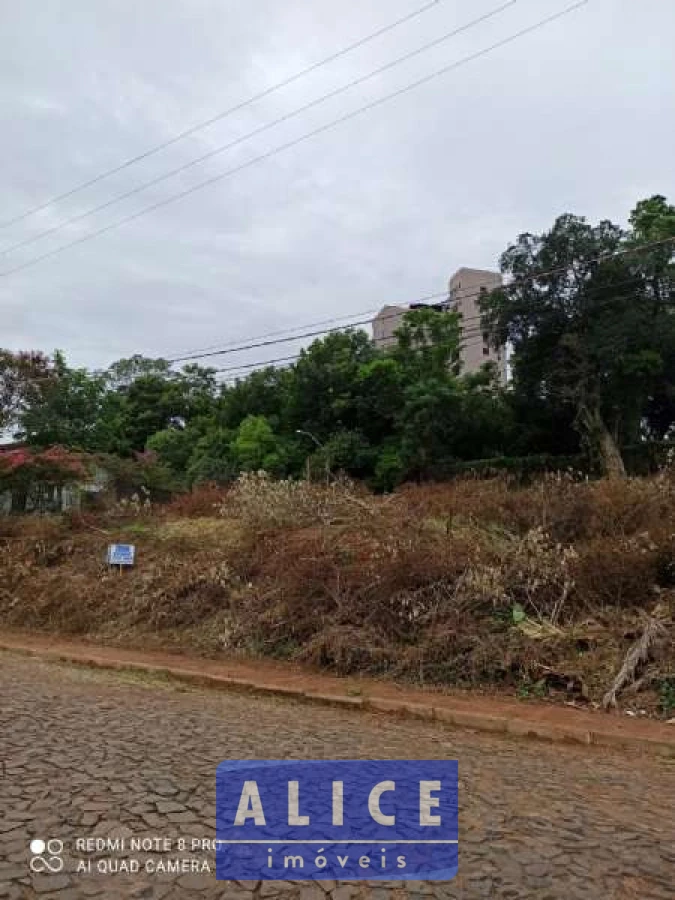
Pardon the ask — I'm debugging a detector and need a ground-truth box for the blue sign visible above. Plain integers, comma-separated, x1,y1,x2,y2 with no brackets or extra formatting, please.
107,544,135,566
216,760,458,881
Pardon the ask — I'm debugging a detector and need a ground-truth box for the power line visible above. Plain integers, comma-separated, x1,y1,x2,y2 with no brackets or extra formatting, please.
213,321,514,385
214,327,665,386
169,318,378,363
165,270,589,363
177,277,672,370
166,296,450,362
164,307,379,360
212,325,489,379
179,300,491,368
0,1,519,260
214,353,302,376
204,303,514,380
26,276,673,389
202,274,675,383
165,237,674,364
168,243,673,362
19,270,672,391
211,324,489,377
213,285,675,386
0,0,448,231
0,0,589,279
164,288,458,360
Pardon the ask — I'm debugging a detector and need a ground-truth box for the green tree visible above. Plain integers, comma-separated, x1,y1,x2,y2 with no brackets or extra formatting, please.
452,371,514,460
173,364,219,420
311,429,375,479
105,355,172,389
18,351,110,451
627,196,675,439
355,356,406,446
388,308,493,478
186,428,236,485
96,450,179,500
115,364,217,452
146,426,198,477
372,441,407,492
219,367,290,431
397,377,463,477
0,350,53,433
232,415,287,474
482,203,675,477
504,389,580,457
118,374,174,452
286,331,376,438
393,307,462,379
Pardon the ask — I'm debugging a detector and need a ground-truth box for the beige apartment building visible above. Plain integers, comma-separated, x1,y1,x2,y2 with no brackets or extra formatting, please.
448,267,507,384
372,304,407,349
371,267,507,383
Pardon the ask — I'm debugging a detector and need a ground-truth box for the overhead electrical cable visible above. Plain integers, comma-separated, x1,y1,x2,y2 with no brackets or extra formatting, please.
0,1,588,279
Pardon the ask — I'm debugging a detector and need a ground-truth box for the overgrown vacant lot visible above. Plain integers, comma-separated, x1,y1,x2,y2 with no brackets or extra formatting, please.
1,472,674,716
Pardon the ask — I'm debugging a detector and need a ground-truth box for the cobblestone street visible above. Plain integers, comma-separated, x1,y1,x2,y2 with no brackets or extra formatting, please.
1,651,673,899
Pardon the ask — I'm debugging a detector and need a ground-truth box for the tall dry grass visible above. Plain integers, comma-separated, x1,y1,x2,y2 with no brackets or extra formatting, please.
1,469,673,708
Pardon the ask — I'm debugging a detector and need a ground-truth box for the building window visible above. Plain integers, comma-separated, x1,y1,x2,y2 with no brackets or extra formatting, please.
483,346,490,356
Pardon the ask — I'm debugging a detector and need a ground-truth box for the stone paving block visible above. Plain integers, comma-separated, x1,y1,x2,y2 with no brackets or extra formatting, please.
0,652,673,900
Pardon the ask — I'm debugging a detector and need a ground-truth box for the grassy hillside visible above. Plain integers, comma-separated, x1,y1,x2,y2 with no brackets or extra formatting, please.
1,472,673,716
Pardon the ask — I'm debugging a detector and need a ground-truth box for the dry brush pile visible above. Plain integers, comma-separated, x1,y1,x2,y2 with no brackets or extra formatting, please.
1,470,674,714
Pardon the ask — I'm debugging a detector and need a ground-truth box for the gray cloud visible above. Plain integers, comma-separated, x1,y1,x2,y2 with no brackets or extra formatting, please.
1,0,673,374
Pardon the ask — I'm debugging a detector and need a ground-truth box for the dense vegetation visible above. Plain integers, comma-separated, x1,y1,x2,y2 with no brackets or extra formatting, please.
1,196,674,500
1,473,673,714
1,198,674,711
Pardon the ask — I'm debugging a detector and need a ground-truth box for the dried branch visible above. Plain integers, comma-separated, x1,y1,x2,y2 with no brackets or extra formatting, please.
602,617,668,711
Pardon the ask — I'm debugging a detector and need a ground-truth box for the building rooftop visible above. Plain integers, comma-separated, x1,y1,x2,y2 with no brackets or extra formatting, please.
450,266,501,278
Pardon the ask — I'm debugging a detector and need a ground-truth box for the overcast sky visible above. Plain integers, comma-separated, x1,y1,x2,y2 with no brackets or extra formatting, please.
1,0,673,375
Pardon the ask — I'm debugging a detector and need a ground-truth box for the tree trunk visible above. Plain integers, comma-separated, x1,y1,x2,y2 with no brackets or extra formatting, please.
576,400,627,479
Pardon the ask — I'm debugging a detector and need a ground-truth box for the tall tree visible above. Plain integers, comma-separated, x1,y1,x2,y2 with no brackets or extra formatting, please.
18,351,109,451
627,196,675,439
391,308,467,477
482,204,675,477
393,307,462,379
285,330,376,438
114,364,217,452
186,428,237,485
0,350,52,434
105,355,172,389
219,367,290,430
231,414,288,474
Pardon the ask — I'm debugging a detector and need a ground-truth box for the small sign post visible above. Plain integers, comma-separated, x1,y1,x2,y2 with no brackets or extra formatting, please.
107,544,136,572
